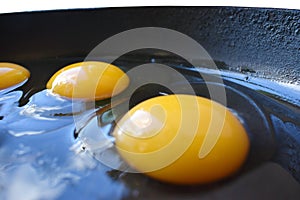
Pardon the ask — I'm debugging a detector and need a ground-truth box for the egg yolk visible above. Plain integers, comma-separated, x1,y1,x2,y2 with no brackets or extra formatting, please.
0,62,30,90
113,94,250,185
46,61,130,100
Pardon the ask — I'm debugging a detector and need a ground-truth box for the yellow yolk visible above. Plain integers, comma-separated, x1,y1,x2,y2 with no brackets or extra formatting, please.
46,61,129,100
113,95,250,185
0,62,30,90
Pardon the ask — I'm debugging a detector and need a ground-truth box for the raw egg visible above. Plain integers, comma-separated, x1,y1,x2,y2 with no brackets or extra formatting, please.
113,94,250,184
46,61,129,100
0,62,30,90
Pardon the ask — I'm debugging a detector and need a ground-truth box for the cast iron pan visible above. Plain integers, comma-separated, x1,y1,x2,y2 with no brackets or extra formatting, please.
0,7,299,199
